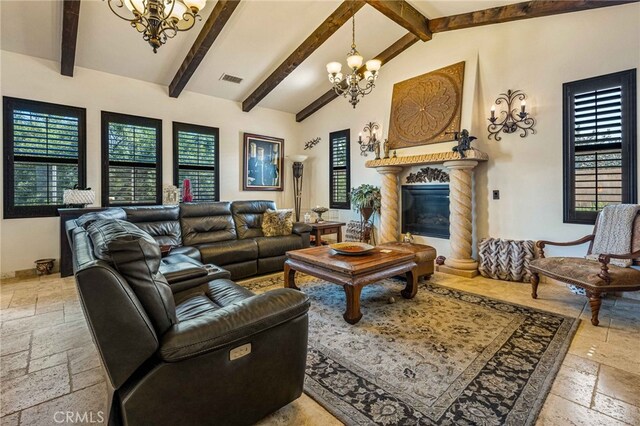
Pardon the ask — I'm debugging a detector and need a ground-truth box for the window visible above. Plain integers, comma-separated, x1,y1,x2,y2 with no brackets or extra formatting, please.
3,97,86,218
101,111,162,206
329,129,351,209
563,69,637,224
173,122,219,201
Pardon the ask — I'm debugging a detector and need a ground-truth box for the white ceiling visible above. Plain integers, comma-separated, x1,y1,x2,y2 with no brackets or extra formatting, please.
1,0,521,114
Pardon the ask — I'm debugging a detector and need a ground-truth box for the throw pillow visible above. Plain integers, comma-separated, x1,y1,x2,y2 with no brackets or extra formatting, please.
262,209,294,237
86,219,157,262
109,237,177,335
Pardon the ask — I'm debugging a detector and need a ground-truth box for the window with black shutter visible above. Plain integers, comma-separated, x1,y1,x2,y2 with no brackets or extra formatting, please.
101,111,162,206
563,69,637,224
173,122,219,201
330,129,351,209
3,97,86,218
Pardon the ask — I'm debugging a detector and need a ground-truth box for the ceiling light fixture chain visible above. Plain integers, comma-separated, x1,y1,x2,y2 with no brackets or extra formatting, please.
326,0,381,108
106,0,206,53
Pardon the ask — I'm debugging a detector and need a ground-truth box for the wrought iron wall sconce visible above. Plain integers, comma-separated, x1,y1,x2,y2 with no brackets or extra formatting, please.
487,89,536,141
358,122,380,157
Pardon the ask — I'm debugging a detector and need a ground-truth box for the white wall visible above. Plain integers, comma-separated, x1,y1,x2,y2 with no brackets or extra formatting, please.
298,4,640,258
0,51,303,275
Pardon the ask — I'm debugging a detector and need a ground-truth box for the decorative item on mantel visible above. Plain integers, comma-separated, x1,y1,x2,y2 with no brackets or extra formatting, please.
288,155,308,222
311,206,329,223
304,137,321,150
406,167,450,184
358,122,380,157
488,89,536,140
63,185,95,208
451,129,477,158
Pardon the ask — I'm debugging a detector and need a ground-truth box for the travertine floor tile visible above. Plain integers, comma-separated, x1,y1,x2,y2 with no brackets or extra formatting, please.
19,382,108,426
258,393,343,426
0,331,31,356
0,304,36,322
0,350,29,380
68,345,101,375
597,365,640,407
550,354,598,407
0,364,70,416
537,394,627,426
1,310,64,336
0,292,14,309
0,412,20,426
592,392,640,425
29,351,68,373
30,321,91,359
569,334,640,376
71,366,105,391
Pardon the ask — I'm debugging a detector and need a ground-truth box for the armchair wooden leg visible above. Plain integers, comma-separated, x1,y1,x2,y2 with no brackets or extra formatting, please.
586,291,602,326
531,273,539,299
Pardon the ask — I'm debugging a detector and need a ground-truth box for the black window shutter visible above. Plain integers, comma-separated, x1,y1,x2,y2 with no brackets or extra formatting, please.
173,122,220,202
329,129,351,209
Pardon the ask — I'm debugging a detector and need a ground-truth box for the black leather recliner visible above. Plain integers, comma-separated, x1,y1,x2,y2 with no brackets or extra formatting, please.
69,218,310,425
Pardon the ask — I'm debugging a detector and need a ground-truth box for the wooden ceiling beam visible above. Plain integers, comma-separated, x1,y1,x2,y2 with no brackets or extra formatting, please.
428,0,638,33
61,0,81,77
169,0,241,98
241,1,365,113
296,32,419,122
364,0,431,41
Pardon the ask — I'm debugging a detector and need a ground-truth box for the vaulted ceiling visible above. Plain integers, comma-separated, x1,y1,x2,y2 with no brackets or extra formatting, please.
1,0,634,119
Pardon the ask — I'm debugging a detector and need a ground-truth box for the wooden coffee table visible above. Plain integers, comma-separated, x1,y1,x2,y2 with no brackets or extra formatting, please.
284,246,417,324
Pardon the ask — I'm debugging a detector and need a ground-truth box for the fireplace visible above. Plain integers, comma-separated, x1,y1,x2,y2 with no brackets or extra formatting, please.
401,185,450,239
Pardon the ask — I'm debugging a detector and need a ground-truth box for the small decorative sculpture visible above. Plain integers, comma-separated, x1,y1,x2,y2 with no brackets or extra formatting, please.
304,137,321,150
383,139,390,159
451,129,477,158
374,140,381,160
402,232,414,243
393,150,397,158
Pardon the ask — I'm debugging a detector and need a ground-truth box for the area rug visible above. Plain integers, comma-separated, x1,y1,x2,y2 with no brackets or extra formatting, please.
243,274,579,426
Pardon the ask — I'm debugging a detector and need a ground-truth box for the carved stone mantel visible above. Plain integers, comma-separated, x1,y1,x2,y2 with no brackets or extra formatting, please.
366,149,488,278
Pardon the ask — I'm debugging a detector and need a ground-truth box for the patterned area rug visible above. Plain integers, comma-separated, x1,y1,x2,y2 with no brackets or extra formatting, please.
243,274,579,426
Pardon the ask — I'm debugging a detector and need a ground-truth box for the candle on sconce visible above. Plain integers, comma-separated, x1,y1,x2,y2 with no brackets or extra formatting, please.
521,100,526,113
490,104,496,119
358,132,362,143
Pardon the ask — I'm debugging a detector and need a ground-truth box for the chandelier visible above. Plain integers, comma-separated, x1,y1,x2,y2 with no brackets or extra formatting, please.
107,0,206,53
326,5,381,108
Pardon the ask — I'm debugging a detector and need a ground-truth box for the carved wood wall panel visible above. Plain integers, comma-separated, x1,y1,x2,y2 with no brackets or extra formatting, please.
388,61,464,149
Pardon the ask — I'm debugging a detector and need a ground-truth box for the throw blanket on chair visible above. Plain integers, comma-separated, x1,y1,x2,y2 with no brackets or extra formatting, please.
586,204,640,267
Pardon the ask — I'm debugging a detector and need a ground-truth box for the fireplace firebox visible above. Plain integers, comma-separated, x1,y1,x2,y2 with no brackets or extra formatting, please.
401,185,450,239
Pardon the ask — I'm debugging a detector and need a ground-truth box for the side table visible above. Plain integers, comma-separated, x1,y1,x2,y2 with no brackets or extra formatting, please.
308,221,346,246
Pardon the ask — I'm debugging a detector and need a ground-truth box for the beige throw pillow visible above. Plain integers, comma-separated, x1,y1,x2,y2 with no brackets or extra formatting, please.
262,209,294,237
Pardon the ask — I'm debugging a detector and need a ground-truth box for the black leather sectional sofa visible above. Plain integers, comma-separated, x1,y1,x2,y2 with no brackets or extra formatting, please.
77,200,311,280
66,204,312,425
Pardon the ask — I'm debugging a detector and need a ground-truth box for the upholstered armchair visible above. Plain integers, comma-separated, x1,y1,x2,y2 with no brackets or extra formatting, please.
529,214,640,326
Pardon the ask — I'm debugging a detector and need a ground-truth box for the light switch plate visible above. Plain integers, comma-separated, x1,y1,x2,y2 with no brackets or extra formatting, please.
493,190,500,200
229,343,251,361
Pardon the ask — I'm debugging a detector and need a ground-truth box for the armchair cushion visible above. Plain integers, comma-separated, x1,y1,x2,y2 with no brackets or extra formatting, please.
530,257,640,289
160,288,309,362
109,237,178,335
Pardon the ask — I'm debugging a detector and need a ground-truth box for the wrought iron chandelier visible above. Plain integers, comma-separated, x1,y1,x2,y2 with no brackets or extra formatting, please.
106,0,206,53
326,3,381,108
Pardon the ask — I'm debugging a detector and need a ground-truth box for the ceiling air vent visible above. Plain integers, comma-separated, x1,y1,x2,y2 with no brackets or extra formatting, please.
220,73,243,84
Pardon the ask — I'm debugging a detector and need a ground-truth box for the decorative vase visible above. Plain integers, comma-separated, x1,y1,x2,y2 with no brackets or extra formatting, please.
360,206,374,223
182,179,193,202
34,258,55,275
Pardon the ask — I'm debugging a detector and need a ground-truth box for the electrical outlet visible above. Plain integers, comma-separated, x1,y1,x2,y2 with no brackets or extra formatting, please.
492,190,500,200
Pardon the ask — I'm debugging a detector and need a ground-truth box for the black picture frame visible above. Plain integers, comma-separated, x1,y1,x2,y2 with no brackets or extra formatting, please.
242,133,284,191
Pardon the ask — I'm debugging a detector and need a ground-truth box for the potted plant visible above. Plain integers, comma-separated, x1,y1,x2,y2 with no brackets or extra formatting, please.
350,184,381,222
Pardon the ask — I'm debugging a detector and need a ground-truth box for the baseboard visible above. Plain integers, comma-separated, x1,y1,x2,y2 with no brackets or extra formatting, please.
1,261,60,280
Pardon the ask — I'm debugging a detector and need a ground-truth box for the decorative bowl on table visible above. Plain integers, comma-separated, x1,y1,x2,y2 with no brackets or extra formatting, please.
330,242,375,256
311,206,329,222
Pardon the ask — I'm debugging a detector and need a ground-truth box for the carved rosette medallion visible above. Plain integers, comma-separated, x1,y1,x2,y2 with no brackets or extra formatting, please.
388,61,465,149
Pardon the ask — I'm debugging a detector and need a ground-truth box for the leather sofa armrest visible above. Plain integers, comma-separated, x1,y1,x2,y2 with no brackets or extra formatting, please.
159,289,310,362
292,222,312,235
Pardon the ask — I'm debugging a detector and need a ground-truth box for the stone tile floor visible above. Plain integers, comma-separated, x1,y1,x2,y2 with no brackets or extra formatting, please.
0,272,638,425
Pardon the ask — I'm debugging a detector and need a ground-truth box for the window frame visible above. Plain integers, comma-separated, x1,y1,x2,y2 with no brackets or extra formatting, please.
172,121,220,202
101,111,163,207
329,129,351,210
563,69,637,225
3,96,87,219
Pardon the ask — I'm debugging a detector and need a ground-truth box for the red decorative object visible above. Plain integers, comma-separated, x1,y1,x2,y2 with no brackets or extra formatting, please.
182,179,193,202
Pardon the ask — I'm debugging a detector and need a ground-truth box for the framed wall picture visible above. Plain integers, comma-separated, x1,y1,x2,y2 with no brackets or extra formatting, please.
242,133,284,191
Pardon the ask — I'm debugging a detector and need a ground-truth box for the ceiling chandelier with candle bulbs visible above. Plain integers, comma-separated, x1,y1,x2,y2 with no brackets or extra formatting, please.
326,3,381,109
106,0,207,53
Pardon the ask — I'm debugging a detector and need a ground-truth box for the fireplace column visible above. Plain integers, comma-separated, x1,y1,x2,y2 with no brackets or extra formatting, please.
376,166,403,243
440,160,479,278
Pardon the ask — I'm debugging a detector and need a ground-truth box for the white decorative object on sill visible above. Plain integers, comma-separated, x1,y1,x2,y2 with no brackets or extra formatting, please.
163,184,179,205
63,189,95,206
